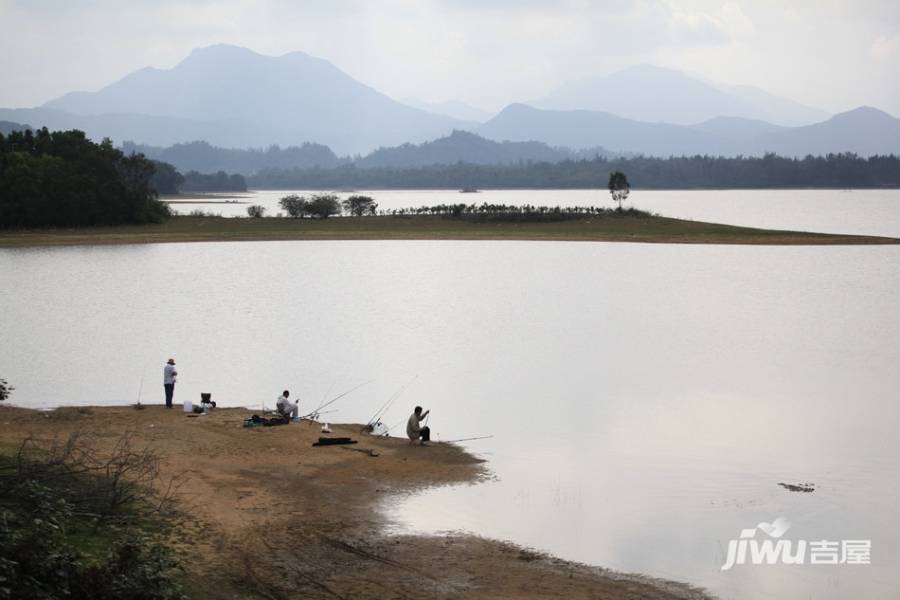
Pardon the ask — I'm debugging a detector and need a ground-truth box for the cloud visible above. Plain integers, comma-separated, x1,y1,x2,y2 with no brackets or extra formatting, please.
667,10,730,45
665,2,755,46
721,2,756,38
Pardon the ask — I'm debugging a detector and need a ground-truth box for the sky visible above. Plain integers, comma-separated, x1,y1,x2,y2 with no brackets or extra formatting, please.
1,0,899,116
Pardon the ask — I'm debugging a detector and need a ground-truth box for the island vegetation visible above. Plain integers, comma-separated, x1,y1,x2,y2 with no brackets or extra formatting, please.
149,162,247,195
0,128,171,228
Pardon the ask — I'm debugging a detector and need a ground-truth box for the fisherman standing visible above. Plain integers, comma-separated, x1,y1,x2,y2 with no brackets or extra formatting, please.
163,358,178,409
407,406,430,445
276,390,300,421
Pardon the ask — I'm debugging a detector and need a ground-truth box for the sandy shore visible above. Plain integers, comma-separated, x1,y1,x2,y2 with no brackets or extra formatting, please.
0,405,710,599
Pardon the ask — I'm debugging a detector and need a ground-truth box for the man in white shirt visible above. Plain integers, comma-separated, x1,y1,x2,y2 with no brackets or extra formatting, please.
163,358,178,408
276,390,299,420
407,406,430,445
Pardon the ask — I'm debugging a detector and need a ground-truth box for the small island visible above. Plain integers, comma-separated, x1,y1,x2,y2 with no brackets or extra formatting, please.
2,212,898,247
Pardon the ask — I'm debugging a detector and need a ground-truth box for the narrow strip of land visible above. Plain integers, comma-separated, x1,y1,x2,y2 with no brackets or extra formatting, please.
160,193,253,202
1,214,897,247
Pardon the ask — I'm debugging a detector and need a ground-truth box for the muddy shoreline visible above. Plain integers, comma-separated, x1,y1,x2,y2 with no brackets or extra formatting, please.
0,405,711,599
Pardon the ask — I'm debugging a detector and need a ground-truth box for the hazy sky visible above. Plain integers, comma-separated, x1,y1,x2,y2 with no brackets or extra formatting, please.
2,0,899,116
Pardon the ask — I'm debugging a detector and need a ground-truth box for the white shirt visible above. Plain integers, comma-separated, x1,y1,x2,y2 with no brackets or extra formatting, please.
164,364,178,385
407,413,424,439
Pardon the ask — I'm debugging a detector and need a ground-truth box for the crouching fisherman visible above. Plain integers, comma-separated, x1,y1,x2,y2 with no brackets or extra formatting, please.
276,390,300,421
407,406,431,445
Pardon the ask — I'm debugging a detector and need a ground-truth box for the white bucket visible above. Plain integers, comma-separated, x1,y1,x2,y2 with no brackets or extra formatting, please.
183,398,193,413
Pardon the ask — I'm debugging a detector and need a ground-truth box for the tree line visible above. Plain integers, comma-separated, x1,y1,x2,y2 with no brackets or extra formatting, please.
246,153,900,190
264,184,646,222
149,161,247,194
272,194,378,219
0,128,171,228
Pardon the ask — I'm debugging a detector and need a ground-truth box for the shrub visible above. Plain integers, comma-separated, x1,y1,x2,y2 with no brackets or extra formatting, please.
0,433,188,599
342,195,378,216
306,194,341,219
246,204,265,218
186,209,219,217
279,194,307,218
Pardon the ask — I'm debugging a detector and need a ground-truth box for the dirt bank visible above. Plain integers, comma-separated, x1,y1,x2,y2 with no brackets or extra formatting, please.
0,405,710,599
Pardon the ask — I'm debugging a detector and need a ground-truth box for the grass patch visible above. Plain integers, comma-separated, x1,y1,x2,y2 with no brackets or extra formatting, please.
1,213,898,247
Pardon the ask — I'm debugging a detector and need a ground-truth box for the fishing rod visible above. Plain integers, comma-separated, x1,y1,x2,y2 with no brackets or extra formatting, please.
302,380,372,419
383,416,407,435
311,381,336,417
440,435,493,443
364,375,418,427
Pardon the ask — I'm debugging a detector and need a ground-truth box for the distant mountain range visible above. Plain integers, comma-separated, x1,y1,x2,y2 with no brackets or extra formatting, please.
535,64,829,126
130,130,611,175
355,130,609,169
478,104,900,157
124,140,346,174
0,120,30,135
7,44,472,155
1,44,899,160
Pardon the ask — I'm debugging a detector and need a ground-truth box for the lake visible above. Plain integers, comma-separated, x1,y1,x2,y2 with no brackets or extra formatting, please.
170,188,900,238
2,194,899,599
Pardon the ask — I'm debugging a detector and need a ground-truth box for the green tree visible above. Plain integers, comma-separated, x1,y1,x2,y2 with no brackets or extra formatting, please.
278,194,307,218
0,128,170,228
608,170,630,211
342,194,378,216
149,161,184,194
306,193,341,219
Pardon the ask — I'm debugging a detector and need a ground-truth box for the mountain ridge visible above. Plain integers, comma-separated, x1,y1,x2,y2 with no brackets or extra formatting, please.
39,44,473,154
3,45,897,158
535,64,829,126
478,103,900,157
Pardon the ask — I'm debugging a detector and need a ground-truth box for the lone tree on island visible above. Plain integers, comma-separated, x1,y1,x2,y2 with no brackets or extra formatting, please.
608,171,630,211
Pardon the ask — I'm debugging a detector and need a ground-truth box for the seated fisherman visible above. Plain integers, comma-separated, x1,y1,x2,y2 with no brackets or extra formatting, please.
406,406,431,445
276,390,299,420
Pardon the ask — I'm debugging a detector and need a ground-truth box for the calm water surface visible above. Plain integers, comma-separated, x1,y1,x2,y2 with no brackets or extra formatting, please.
171,188,900,237
2,234,899,599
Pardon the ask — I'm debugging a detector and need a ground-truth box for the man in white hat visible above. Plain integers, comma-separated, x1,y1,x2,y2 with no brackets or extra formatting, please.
163,358,178,408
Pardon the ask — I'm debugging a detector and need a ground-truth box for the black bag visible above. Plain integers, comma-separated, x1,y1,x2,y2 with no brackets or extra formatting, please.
312,437,357,446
